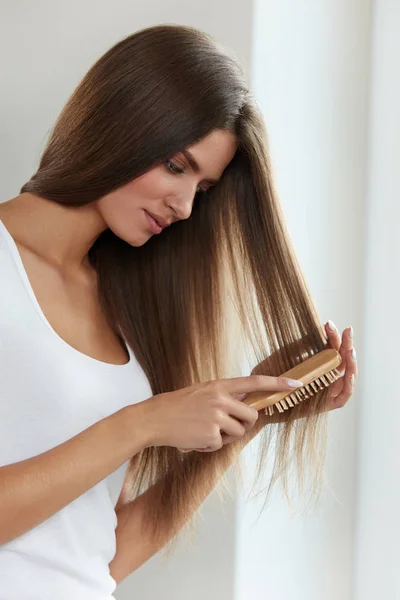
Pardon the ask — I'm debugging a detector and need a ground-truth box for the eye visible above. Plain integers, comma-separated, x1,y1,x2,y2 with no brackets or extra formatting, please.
165,160,185,175
164,160,209,194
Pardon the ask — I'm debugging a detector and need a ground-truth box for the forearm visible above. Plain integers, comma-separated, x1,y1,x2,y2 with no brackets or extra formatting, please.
110,474,173,583
0,402,149,546
109,418,264,585
110,353,322,583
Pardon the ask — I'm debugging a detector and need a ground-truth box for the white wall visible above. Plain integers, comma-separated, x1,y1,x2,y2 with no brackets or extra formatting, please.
0,0,254,199
354,2,400,598
234,2,371,599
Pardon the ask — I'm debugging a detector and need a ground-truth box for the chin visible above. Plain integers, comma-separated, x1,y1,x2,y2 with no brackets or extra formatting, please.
122,232,151,248
105,222,149,247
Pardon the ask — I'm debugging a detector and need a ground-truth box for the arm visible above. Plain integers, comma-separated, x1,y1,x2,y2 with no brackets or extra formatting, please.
0,402,151,546
109,414,264,585
110,325,355,583
109,346,313,582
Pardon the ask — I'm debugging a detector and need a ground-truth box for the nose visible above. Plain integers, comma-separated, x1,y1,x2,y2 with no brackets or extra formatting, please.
167,185,198,222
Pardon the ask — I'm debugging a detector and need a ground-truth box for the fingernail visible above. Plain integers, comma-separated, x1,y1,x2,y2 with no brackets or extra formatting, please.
327,320,336,331
352,348,357,361
287,379,304,388
350,374,355,387
349,326,354,339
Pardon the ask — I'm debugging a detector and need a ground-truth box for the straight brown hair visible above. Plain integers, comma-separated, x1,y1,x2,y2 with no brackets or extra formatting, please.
21,24,331,556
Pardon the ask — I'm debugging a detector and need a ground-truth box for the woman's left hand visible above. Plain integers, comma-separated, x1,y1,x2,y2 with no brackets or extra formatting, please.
182,322,358,451
249,321,357,425
324,321,357,410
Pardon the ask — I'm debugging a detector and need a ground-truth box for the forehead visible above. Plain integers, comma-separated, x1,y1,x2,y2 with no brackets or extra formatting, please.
183,130,238,176
188,129,238,154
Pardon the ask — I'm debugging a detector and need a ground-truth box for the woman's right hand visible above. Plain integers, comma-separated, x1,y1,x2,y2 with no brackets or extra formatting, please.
143,375,303,453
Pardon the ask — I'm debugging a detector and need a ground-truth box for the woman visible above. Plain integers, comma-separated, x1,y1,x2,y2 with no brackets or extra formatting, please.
0,24,357,598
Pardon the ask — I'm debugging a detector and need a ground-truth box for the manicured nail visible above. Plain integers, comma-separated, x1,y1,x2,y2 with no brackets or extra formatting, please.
349,326,354,339
287,379,304,387
352,348,357,361
327,320,336,331
350,374,355,387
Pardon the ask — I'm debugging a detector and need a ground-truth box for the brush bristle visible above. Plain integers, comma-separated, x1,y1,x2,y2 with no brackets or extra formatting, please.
264,367,342,416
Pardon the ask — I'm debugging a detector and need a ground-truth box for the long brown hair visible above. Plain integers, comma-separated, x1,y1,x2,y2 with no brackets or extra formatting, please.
21,24,331,555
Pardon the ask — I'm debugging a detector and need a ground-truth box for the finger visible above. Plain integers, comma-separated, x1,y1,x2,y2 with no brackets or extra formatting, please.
327,343,355,397
196,411,257,450
337,326,353,373
324,323,354,374
182,446,214,452
177,397,260,453
220,413,248,439
182,416,252,451
220,374,304,397
328,347,357,409
178,447,214,453
224,397,259,429
326,341,348,396
325,321,342,351
340,326,354,353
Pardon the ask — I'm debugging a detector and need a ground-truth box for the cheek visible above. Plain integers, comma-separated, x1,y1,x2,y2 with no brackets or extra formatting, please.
96,168,173,244
123,167,168,201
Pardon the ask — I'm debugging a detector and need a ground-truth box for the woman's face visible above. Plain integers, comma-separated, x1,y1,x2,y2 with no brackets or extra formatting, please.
95,129,238,246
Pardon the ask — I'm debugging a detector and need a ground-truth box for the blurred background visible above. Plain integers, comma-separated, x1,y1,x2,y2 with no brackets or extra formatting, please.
0,1,398,599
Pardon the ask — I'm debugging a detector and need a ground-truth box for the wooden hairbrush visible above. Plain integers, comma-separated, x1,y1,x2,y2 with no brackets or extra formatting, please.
242,349,342,415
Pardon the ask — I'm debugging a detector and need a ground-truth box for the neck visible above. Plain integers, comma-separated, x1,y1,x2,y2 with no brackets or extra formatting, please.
0,192,108,273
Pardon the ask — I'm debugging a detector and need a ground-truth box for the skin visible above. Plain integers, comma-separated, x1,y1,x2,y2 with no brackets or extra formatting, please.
324,322,357,409
0,126,357,428
0,126,358,582
0,129,238,267
0,129,238,365
185,324,358,451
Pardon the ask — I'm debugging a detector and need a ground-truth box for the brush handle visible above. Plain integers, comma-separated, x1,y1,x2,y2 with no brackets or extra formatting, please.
243,349,342,411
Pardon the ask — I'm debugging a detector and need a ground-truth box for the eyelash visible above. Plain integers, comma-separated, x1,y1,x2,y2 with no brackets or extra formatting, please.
164,160,209,193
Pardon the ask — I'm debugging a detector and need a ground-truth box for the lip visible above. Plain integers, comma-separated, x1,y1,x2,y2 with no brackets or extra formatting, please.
144,210,163,234
146,211,171,229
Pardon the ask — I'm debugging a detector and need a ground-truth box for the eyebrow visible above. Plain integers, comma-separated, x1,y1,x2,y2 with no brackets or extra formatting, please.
181,149,220,185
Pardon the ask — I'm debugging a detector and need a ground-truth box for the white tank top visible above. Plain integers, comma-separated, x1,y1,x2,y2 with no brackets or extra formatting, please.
0,219,153,599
